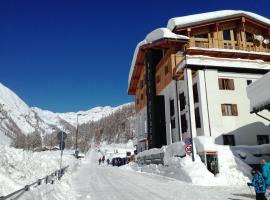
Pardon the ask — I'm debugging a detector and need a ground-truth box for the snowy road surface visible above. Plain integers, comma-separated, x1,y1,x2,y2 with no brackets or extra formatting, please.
70,151,253,200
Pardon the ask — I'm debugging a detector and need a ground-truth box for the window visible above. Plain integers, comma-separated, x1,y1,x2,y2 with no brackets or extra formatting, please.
171,118,176,129
181,114,187,133
221,104,238,116
179,93,186,111
156,75,160,84
170,99,175,116
195,107,201,128
223,30,231,40
136,98,139,105
165,65,169,75
194,33,208,39
218,78,235,90
233,29,238,41
257,135,269,145
247,80,252,85
223,135,235,146
193,84,199,103
141,94,143,100
245,32,254,42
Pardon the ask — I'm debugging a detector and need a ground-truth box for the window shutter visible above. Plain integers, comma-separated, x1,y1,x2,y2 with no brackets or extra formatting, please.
229,79,235,90
221,104,225,116
232,104,238,116
218,79,223,89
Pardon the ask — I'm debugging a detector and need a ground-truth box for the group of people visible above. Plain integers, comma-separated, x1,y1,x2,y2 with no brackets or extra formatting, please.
98,155,110,165
249,159,270,200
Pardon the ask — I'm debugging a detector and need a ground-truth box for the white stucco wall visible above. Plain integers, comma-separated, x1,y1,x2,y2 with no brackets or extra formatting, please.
204,70,270,145
159,81,181,144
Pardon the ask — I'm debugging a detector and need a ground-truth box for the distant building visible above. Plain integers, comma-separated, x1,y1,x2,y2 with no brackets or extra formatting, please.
128,10,270,152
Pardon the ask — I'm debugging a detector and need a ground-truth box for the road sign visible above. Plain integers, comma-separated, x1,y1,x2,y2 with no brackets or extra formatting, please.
57,131,67,141
185,144,192,154
59,141,65,150
184,138,192,145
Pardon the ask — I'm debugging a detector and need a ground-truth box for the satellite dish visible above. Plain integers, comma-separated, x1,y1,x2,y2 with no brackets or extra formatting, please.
255,35,264,42
263,39,270,45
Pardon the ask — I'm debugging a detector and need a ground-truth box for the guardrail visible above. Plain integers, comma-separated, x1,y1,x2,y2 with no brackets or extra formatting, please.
0,166,69,200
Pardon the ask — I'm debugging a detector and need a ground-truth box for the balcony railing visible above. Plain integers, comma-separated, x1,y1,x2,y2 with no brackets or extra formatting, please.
189,40,270,53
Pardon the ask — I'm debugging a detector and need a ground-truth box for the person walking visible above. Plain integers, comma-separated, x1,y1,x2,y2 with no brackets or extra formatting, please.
98,158,101,165
248,169,266,200
262,159,270,199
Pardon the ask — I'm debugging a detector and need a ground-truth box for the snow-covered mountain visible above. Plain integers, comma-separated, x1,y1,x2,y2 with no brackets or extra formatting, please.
0,83,129,145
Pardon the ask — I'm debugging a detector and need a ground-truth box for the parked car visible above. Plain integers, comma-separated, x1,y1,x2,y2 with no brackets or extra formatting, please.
112,157,125,167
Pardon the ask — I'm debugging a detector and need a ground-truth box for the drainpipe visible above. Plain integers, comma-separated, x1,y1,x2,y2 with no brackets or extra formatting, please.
203,67,212,136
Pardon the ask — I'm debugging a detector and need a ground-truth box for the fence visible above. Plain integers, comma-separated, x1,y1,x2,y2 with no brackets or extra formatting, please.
0,166,69,200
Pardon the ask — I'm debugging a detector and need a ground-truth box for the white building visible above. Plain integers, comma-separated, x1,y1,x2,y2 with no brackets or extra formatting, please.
128,10,270,152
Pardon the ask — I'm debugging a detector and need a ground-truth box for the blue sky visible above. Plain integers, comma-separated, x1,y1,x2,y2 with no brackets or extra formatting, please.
0,0,269,112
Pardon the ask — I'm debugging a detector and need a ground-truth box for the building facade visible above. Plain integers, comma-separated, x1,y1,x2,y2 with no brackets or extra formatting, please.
128,10,270,152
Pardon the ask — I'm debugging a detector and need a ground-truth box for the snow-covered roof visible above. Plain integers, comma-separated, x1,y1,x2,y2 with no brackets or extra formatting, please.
177,54,270,72
247,71,270,113
167,10,270,30
128,28,188,92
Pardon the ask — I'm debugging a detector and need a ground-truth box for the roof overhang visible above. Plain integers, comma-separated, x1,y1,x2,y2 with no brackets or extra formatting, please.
128,38,188,95
167,10,270,31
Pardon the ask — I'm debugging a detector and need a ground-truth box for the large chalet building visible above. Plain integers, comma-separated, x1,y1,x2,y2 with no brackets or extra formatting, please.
128,10,270,152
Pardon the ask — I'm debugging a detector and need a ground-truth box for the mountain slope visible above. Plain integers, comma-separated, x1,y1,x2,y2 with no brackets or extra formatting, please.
0,83,132,146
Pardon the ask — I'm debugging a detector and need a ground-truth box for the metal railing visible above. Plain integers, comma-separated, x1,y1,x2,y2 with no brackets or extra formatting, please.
0,166,69,200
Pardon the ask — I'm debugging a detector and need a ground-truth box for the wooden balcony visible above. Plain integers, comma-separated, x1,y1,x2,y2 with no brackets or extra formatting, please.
189,40,270,53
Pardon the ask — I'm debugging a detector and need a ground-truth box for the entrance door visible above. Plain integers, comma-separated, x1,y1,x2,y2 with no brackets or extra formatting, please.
155,95,167,148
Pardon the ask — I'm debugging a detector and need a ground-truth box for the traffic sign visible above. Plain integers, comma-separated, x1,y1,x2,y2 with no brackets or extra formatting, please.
184,138,192,145
185,144,192,154
57,131,67,141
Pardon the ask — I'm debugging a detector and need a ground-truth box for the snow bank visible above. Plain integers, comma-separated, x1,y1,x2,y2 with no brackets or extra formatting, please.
247,71,270,112
0,145,77,196
124,137,252,186
194,136,218,153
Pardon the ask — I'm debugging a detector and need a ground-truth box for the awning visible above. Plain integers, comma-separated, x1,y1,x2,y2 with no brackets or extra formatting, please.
247,71,270,113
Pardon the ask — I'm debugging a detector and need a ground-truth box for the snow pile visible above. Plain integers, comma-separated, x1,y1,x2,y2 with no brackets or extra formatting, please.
0,145,77,196
124,137,252,186
194,136,218,153
216,145,251,185
247,71,270,112
232,144,270,164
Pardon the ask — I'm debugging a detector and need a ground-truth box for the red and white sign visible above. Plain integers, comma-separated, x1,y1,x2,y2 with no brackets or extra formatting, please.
185,145,192,154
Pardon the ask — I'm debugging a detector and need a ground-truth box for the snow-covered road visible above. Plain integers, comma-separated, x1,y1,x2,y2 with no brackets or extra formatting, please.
69,150,253,200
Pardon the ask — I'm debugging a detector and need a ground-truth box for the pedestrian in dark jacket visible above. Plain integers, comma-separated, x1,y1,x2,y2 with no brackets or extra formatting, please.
249,169,266,200
98,158,101,165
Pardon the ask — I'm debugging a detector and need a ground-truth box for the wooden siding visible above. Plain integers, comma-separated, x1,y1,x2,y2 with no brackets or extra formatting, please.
181,18,270,53
135,67,147,112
